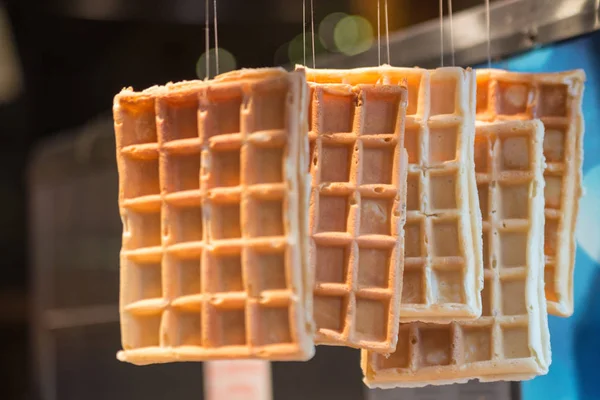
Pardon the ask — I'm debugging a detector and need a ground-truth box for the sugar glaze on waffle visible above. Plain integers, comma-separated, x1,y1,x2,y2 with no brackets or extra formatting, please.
114,68,314,364
362,120,550,388
303,65,409,353
476,69,585,317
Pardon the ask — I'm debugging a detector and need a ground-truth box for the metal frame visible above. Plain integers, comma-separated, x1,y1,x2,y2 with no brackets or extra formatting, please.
312,0,600,69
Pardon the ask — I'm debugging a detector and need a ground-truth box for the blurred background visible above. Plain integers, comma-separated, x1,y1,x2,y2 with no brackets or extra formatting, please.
1,0,599,399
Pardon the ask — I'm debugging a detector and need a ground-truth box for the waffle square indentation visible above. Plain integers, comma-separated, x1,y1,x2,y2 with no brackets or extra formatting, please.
206,251,243,293
355,298,388,341
431,220,460,257
169,204,203,243
360,197,393,235
256,307,292,346
428,125,458,163
499,182,529,219
162,98,199,141
543,125,566,162
544,174,562,210
209,149,241,188
502,326,530,359
536,84,568,117
430,77,457,115
213,308,246,346
404,125,421,164
362,145,395,185
171,257,201,297
496,81,531,116
362,89,402,134
499,231,527,268
402,268,425,304
209,202,241,240
205,92,243,138
317,194,349,233
122,157,160,198
248,249,287,293
172,309,202,346
124,259,163,303
501,278,527,316
246,144,284,185
357,246,391,288
429,171,457,210
462,326,492,362
321,143,354,183
315,244,349,284
314,295,346,333
418,327,452,367
124,210,162,249
500,136,530,171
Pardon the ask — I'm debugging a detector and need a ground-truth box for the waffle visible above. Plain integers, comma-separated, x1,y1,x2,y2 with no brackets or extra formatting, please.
306,66,484,323
301,65,409,353
476,69,585,317
114,67,315,364
362,120,550,388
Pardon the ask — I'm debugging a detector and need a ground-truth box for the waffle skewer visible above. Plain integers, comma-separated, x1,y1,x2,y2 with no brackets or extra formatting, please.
114,68,315,364
303,65,409,352
476,69,585,317
362,120,550,388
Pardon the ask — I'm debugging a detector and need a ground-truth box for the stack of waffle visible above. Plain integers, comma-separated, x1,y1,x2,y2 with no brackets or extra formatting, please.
112,64,585,387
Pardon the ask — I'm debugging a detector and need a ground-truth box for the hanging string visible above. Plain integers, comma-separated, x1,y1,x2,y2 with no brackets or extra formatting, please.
303,0,306,66
439,0,444,67
205,0,210,79
377,0,381,66
310,0,315,68
384,0,390,65
213,0,219,75
447,0,455,66
485,0,491,68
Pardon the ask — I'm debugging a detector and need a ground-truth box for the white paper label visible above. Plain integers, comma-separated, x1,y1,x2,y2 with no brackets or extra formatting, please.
204,360,272,400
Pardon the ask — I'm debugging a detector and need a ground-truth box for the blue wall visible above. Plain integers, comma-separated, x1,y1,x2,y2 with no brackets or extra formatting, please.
474,32,600,400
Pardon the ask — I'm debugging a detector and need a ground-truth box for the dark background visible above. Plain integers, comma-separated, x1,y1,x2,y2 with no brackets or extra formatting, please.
0,1,494,398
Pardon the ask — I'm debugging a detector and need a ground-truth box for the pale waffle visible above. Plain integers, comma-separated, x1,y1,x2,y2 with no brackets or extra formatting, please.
306,66,484,323
114,67,315,364
301,65,409,353
362,120,550,388
476,69,585,317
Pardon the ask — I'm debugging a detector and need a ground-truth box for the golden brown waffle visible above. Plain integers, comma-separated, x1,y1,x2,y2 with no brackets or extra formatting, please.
306,66,484,323
476,69,585,317
362,120,550,388
302,65,409,353
114,67,315,364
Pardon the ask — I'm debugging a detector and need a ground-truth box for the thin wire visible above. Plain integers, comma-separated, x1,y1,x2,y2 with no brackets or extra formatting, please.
303,0,306,66
377,0,381,66
439,0,444,67
447,0,455,66
384,0,390,65
485,0,491,68
310,0,315,68
213,0,219,75
205,0,210,79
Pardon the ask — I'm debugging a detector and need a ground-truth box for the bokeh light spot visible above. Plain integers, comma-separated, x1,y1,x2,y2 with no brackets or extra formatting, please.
334,15,373,56
196,48,237,80
319,12,348,52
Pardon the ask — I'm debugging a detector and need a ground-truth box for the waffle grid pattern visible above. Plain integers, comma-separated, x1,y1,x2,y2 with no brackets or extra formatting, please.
306,77,408,352
400,67,483,322
115,69,314,364
305,65,483,325
476,69,585,317
362,120,550,388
